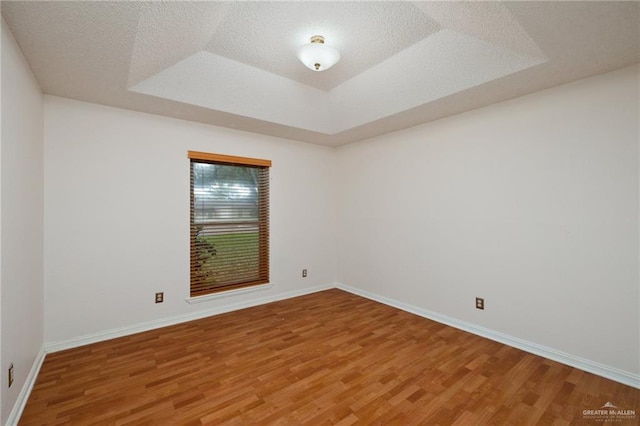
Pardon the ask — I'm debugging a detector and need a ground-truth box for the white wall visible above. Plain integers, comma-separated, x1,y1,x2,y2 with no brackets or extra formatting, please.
337,65,640,376
0,17,45,424
43,97,336,343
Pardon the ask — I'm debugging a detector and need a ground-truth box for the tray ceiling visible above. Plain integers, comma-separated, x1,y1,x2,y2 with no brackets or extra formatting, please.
2,1,638,146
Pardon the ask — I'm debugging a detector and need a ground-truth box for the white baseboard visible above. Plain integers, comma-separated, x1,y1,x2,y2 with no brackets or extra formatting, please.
335,282,640,390
5,346,46,426
45,283,334,353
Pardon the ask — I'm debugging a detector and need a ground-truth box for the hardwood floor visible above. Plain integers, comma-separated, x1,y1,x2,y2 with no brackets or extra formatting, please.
20,289,638,425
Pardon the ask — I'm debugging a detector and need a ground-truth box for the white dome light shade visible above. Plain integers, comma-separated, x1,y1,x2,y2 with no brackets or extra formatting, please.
296,35,340,72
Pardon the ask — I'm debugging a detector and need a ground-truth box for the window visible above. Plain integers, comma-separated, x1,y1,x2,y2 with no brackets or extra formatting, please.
188,151,271,297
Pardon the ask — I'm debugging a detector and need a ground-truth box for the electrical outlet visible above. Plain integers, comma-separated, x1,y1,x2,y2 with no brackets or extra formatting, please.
155,292,164,303
8,363,13,388
302,269,307,278
475,297,484,310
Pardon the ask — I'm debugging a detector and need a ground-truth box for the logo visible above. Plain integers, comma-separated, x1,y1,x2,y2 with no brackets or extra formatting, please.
582,401,636,423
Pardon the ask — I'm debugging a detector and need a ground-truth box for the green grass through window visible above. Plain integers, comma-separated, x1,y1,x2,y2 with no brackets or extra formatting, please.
201,232,259,286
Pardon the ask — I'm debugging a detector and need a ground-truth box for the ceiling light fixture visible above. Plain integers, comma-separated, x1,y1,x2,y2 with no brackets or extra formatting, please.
296,35,340,72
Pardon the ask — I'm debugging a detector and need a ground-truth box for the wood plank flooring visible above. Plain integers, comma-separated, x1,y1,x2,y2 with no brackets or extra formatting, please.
20,289,639,425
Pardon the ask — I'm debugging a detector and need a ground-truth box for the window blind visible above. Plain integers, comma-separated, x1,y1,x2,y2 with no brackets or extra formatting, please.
188,151,271,297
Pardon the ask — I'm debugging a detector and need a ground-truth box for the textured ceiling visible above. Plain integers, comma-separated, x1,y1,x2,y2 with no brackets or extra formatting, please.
2,1,639,147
